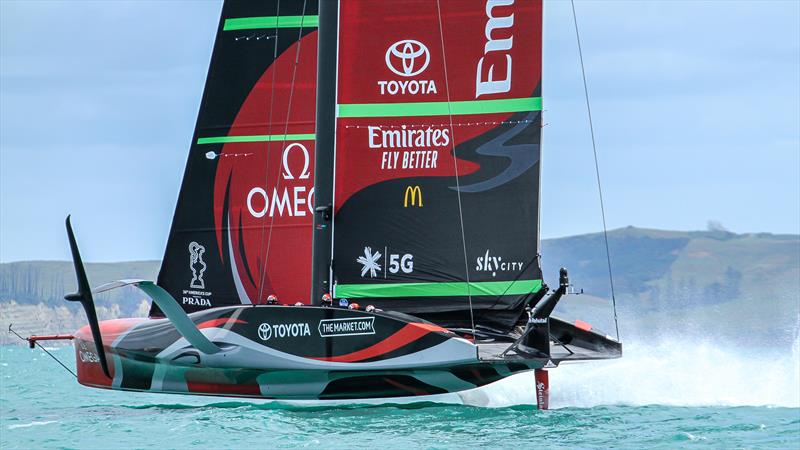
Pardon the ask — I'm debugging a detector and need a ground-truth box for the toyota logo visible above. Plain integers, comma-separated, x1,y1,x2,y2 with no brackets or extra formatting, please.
385,40,430,77
257,323,272,341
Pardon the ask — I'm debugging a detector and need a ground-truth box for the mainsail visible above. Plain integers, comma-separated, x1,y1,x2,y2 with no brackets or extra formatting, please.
154,0,319,315
316,0,544,331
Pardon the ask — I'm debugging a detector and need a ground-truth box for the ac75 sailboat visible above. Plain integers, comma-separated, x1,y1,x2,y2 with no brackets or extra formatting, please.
58,0,621,408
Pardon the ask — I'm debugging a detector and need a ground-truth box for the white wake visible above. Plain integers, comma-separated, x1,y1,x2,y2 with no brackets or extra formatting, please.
476,334,800,409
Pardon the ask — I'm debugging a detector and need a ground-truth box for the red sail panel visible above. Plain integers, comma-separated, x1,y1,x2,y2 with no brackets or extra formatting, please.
334,0,541,207
212,33,317,306
155,0,319,315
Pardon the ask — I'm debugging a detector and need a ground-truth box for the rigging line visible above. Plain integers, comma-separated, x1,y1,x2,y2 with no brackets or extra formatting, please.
570,0,620,340
7,325,76,378
255,0,284,305
261,0,308,300
435,0,475,334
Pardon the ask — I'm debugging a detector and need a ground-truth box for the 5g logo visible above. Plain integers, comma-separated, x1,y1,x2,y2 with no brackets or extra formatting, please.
357,248,414,278
388,253,414,274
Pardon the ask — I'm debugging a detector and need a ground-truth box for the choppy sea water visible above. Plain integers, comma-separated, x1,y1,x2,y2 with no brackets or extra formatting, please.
1,338,798,449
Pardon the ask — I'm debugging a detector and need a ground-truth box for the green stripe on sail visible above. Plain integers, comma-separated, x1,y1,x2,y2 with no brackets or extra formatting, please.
223,16,319,31
334,279,542,298
336,97,542,118
196,134,315,145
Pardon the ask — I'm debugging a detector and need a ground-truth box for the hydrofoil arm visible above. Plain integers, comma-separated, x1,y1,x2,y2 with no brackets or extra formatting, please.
94,280,222,355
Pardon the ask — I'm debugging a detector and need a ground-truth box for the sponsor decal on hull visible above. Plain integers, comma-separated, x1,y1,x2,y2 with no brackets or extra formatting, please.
257,322,312,341
318,317,376,337
78,341,100,364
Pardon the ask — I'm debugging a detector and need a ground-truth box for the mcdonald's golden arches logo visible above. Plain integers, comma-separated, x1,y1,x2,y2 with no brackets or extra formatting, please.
403,185,423,207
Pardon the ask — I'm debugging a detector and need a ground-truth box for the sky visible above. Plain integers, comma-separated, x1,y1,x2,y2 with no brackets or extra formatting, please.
1,0,798,263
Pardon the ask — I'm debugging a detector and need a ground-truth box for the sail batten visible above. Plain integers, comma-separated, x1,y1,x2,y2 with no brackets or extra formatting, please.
335,279,543,299
223,15,319,31
336,96,542,118
197,134,316,145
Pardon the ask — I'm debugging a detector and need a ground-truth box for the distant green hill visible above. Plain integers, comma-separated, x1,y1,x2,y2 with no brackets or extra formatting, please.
542,226,799,305
2,227,798,346
542,227,799,346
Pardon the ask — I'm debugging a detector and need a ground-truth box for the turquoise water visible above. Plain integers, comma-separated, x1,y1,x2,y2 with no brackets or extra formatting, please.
2,344,798,449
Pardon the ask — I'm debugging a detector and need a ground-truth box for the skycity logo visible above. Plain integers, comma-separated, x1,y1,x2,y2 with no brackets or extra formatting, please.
379,39,438,96
189,242,207,289
475,249,524,277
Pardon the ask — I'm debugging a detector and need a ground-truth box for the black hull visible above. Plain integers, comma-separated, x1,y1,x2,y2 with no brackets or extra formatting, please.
72,305,619,400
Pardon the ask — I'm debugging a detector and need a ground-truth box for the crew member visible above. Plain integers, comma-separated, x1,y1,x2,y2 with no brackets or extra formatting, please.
321,293,333,307
266,294,279,305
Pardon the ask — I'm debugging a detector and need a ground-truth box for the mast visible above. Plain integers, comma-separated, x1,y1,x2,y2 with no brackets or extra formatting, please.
310,0,339,305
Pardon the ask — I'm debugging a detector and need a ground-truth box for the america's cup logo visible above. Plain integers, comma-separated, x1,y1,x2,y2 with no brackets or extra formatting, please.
385,40,430,77
189,241,207,289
